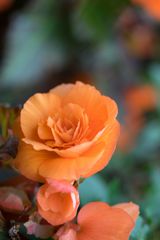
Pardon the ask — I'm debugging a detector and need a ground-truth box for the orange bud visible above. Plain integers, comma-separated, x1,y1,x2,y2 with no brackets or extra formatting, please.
37,179,79,226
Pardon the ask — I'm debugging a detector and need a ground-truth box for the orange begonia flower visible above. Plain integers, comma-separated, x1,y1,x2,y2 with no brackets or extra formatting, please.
37,179,79,226
119,85,157,151
14,82,120,182
55,201,139,240
132,0,160,20
125,85,157,116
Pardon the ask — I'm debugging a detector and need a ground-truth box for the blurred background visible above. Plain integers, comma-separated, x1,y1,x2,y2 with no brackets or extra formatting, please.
0,0,160,239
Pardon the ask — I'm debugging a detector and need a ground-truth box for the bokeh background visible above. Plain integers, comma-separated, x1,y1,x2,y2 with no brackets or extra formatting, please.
0,0,160,239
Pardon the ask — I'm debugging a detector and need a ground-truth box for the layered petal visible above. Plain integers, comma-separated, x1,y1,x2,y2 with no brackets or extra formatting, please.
56,202,139,240
114,202,140,223
14,119,119,182
39,120,119,180
83,120,120,178
62,82,109,138
14,82,120,182
37,180,79,226
77,202,137,240
50,83,74,97
13,142,46,182
51,82,118,139
21,93,61,141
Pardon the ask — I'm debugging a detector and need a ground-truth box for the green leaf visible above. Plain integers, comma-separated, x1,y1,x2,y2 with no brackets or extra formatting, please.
76,0,130,39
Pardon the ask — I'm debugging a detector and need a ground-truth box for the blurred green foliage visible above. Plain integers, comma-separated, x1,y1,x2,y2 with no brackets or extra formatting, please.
0,0,160,239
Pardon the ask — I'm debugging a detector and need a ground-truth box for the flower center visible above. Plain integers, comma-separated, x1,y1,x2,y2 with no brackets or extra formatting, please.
37,103,89,149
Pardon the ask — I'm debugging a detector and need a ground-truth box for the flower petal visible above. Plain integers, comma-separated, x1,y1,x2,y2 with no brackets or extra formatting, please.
114,202,140,223
22,138,54,151
50,83,74,97
21,93,61,140
38,142,107,181
59,229,77,240
63,82,109,137
13,142,46,182
38,120,120,181
37,180,79,226
14,119,119,182
77,202,135,240
0,187,31,213
104,96,118,119
82,120,120,178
